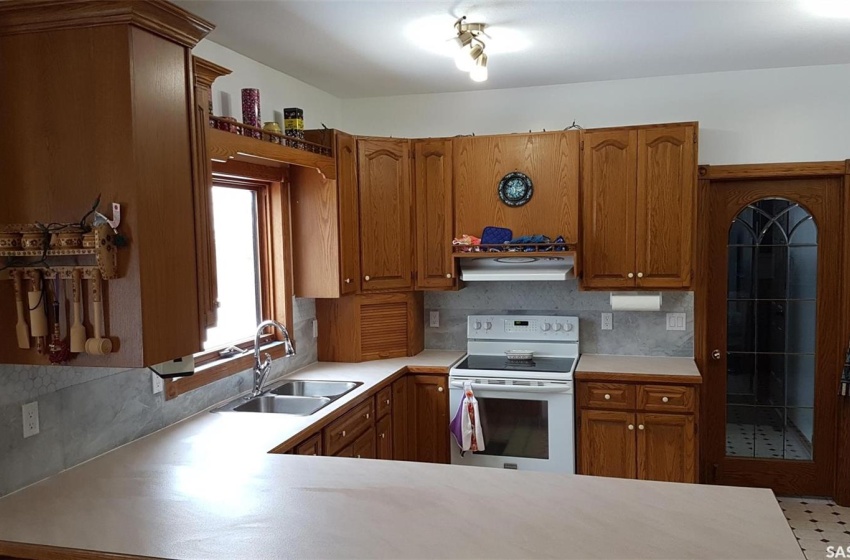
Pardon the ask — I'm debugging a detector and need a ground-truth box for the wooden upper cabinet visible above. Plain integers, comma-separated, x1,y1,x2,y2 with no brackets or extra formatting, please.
580,123,697,290
453,131,579,242
581,129,638,289
191,56,231,341
336,131,361,295
414,139,455,289
357,138,413,292
290,129,360,298
635,125,695,288
0,2,212,367
579,409,637,479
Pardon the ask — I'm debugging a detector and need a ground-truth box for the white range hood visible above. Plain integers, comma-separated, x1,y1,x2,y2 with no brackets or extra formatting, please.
459,255,575,281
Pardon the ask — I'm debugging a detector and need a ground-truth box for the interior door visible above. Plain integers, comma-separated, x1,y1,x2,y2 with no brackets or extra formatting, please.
703,177,843,495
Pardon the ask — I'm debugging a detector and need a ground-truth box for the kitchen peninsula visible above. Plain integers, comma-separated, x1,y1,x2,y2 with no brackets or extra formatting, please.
0,353,801,560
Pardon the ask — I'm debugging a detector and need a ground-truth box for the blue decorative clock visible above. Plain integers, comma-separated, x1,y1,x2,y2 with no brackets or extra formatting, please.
498,172,533,207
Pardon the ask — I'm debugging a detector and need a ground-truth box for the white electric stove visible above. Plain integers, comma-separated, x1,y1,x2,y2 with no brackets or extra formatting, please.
449,314,578,473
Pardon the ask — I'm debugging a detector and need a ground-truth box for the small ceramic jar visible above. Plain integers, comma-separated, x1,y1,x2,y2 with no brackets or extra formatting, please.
263,121,282,144
0,232,21,251
21,232,47,250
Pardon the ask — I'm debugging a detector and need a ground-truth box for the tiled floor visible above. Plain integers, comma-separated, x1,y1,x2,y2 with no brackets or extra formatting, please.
780,497,850,559
727,420,812,460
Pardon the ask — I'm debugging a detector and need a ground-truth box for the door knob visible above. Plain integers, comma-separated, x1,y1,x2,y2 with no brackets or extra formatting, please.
712,349,721,360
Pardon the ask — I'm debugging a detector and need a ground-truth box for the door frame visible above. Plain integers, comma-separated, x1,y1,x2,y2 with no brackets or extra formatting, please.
694,160,850,501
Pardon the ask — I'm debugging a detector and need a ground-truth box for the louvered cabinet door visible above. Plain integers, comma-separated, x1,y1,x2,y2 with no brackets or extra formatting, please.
359,300,410,360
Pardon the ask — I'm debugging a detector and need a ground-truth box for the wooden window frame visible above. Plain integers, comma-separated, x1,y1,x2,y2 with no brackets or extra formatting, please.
165,165,294,400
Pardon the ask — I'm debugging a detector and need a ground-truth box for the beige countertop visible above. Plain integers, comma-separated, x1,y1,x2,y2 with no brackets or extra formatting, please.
577,354,701,379
0,350,798,560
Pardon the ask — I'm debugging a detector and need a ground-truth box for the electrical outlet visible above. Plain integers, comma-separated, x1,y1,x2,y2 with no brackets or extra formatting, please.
312,319,318,338
667,313,687,331
601,313,613,331
22,401,39,438
429,311,440,328
151,371,164,395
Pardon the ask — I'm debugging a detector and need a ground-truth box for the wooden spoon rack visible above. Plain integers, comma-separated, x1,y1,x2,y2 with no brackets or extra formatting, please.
0,223,119,281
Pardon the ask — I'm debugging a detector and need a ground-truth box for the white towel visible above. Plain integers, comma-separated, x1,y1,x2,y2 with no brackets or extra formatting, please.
453,381,484,453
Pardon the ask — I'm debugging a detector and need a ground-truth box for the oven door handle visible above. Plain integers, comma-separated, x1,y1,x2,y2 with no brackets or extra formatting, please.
450,381,571,394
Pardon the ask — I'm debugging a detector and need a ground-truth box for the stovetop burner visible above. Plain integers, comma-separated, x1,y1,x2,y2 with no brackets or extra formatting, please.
455,355,576,374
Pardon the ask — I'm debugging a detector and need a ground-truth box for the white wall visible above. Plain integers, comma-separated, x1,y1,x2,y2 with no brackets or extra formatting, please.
341,64,850,165
193,41,343,131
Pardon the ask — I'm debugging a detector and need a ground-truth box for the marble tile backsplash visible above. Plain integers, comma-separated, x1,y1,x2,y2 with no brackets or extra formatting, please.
0,298,317,498
424,281,694,356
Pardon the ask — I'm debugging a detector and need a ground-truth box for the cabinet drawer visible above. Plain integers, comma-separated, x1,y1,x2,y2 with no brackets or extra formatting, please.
324,399,375,456
638,385,695,413
579,382,636,410
335,426,376,459
376,386,392,418
294,433,322,456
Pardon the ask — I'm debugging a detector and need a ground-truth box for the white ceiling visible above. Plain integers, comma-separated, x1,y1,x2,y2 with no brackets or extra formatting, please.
176,0,850,99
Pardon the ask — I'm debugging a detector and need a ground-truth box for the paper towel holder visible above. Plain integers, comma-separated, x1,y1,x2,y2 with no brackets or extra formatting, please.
609,292,663,311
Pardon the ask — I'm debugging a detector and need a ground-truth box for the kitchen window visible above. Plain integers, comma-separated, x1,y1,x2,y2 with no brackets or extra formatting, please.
165,171,294,399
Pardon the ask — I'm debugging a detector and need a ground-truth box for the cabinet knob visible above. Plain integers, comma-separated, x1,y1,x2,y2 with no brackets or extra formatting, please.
356,454,361,459
381,433,386,439
446,273,452,278
627,272,634,279
364,275,370,281
341,430,346,437
365,413,370,419
638,424,645,430
628,424,635,430
437,386,444,393
385,399,390,405
345,278,351,284
637,272,644,278
604,394,611,400
662,396,669,403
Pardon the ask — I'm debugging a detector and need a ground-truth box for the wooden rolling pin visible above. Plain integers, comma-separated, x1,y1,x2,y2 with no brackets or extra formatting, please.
70,269,86,353
13,270,30,349
85,269,112,355
28,271,48,353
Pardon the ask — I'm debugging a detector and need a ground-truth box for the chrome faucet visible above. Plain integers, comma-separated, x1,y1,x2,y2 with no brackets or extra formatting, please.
251,319,296,397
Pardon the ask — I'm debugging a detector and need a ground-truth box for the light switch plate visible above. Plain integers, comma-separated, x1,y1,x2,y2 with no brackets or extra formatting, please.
312,319,318,338
22,401,39,438
429,311,440,328
667,313,686,331
601,313,613,330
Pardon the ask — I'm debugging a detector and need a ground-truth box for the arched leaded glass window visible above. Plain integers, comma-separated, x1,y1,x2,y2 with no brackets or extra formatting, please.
726,198,816,461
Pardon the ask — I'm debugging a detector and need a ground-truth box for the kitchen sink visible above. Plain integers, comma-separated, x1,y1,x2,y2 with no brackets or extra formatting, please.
213,380,363,416
270,380,362,399
214,395,331,416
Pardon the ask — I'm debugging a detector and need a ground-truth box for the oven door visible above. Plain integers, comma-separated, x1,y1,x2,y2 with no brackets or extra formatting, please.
448,376,575,473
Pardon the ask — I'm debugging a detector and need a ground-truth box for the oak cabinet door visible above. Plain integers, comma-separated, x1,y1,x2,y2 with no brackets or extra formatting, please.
581,129,638,288
636,413,696,483
376,414,393,460
294,433,322,456
357,138,413,291
336,131,361,295
408,375,449,464
414,139,455,289
392,376,410,461
579,409,637,479
635,125,696,289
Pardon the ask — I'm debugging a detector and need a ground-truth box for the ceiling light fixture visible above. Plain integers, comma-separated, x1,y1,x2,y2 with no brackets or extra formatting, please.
453,16,488,82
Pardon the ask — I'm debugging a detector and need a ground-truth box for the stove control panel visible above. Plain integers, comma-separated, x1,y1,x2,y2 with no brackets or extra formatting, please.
467,315,579,341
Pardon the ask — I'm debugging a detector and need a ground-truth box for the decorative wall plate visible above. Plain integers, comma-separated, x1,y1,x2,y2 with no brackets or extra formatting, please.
498,172,533,207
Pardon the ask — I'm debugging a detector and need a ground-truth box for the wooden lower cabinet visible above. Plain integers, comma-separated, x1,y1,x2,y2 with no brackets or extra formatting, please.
294,433,322,456
376,414,393,460
577,377,699,483
408,375,449,464
335,427,376,459
580,410,637,479
392,376,410,461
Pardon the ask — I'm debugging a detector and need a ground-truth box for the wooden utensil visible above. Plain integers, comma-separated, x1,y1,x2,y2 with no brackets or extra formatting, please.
13,270,30,349
85,269,112,355
48,277,71,364
28,271,47,353
70,269,86,354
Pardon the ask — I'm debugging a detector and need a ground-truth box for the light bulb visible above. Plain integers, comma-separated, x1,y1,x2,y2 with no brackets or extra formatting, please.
458,43,484,72
470,52,488,82
454,42,474,71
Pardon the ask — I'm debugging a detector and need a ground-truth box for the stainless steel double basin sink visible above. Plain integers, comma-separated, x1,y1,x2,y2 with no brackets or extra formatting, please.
213,380,362,416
